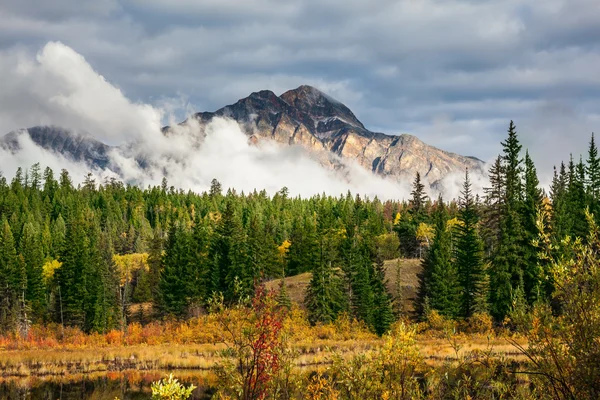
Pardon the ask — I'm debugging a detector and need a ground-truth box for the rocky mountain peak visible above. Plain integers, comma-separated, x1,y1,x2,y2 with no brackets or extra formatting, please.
280,85,365,136
2,85,484,188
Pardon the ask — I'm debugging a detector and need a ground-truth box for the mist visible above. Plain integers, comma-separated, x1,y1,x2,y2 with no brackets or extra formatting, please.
0,42,423,200
0,42,501,201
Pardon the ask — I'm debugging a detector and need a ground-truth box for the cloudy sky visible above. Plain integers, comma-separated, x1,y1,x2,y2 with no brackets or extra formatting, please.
1,0,599,179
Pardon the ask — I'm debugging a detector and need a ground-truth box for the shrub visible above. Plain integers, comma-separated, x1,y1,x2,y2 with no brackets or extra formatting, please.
463,312,494,335
151,374,196,400
213,284,288,400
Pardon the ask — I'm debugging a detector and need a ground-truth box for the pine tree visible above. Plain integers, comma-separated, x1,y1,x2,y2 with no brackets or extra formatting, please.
158,222,192,317
208,200,249,303
521,151,544,303
586,133,600,202
348,236,375,327
147,225,164,305
396,172,429,258
86,220,118,333
489,121,526,321
482,156,504,257
455,170,486,318
418,200,460,319
550,162,570,239
371,257,395,335
19,222,46,321
56,213,88,328
275,279,292,310
189,215,210,303
246,213,279,281
566,156,588,239
502,121,523,204
305,250,346,325
287,215,319,276
0,218,26,332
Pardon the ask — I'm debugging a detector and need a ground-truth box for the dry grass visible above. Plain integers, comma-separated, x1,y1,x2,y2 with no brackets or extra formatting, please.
265,272,312,307
0,333,526,378
265,258,423,313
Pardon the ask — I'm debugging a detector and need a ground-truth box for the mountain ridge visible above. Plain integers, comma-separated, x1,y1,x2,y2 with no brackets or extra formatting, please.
2,85,484,186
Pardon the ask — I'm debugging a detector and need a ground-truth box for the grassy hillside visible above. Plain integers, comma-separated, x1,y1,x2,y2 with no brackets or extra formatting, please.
265,258,422,315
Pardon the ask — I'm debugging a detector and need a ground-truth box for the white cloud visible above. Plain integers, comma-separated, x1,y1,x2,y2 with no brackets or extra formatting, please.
0,42,415,200
0,131,99,184
0,42,162,145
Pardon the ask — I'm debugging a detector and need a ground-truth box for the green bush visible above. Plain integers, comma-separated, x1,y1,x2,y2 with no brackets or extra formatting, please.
151,374,196,400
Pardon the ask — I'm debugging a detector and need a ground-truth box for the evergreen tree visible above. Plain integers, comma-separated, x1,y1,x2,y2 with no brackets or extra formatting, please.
489,121,525,321
586,133,600,205
56,213,88,328
305,249,346,325
275,279,292,310
147,225,164,306
521,151,544,303
208,200,249,303
482,156,504,257
418,199,460,318
0,218,26,332
455,170,486,318
287,215,319,275
86,220,118,333
189,215,210,303
396,172,429,258
158,222,193,317
550,162,570,239
566,156,588,239
371,257,395,335
19,222,46,321
347,235,375,327
246,213,279,281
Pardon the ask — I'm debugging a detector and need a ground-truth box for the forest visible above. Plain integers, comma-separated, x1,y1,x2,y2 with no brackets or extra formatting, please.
0,121,599,399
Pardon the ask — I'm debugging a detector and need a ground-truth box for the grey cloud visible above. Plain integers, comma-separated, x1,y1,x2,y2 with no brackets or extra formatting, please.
0,0,599,186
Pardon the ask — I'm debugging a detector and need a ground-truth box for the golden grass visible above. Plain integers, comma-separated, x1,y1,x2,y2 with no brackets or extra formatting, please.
265,258,423,313
0,334,527,378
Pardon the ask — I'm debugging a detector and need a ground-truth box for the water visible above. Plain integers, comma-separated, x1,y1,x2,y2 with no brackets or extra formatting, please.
0,371,215,400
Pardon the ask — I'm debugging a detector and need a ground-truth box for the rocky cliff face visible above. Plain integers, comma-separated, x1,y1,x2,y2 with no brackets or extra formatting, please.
175,85,483,184
1,126,113,169
2,85,483,186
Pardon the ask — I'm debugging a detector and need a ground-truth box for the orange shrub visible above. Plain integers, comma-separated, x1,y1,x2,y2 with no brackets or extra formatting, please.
106,329,124,345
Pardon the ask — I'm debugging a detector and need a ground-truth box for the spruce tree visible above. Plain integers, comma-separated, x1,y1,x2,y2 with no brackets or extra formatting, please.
305,249,346,325
56,213,89,328
0,218,25,332
455,170,486,318
586,133,600,204
147,225,164,304
348,236,375,327
189,215,210,303
158,222,192,317
482,156,504,257
566,156,588,239
208,200,249,303
371,257,395,335
521,151,544,303
86,220,118,333
275,279,292,310
397,172,429,258
550,162,570,240
489,121,526,321
418,199,460,319
287,215,319,276
19,222,46,321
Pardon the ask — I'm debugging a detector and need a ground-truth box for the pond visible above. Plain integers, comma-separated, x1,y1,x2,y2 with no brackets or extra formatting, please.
0,370,215,400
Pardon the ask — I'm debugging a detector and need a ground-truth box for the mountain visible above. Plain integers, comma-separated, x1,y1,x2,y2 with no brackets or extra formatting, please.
1,126,114,169
1,85,483,186
175,85,484,184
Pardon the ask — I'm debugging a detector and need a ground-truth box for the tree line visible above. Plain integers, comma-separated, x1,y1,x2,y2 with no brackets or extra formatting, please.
0,121,598,336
